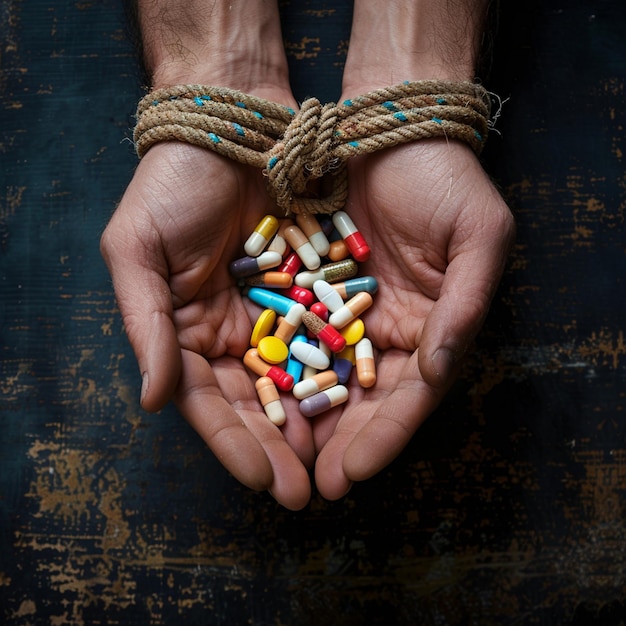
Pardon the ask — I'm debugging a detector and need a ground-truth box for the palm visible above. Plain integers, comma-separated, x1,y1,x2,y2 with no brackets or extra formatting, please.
313,140,514,499
101,142,313,510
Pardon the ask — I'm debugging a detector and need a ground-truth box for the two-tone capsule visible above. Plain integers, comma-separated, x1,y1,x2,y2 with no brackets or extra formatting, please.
243,348,294,391
355,337,376,388
332,210,371,262
294,259,358,288
292,370,339,400
301,311,346,353
299,385,349,417
230,251,282,278
255,376,286,425
244,215,280,257
328,291,373,329
283,224,321,270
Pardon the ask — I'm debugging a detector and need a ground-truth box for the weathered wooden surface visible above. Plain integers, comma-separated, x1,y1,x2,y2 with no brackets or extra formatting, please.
1,1,625,624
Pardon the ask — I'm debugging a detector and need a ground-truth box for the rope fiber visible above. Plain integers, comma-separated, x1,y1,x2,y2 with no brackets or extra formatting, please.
134,80,492,215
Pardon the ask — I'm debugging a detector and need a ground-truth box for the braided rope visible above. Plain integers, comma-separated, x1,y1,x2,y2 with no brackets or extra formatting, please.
134,80,492,215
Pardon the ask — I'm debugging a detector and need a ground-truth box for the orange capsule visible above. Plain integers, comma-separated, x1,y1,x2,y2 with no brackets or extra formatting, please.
283,225,321,270
255,376,286,425
244,271,293,288
328,292,373,329
355,338,376,388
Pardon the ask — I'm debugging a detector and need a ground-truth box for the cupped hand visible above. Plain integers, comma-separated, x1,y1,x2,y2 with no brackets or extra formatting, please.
313,139,515,500
100,141,313,510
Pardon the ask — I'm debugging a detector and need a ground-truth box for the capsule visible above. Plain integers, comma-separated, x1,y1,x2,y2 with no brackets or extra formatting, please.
244,215,279,257
328,291,374,329
257,335,289,365
243,349,294,391
244,271,293,289
332,210,371,262
266,219,292,256
299,385,349,418
283,224,321,270
255,376,286,426
327,239,350,261
250,309,276,347
296,212,330,256
279,285,315,307
309,301,328,321
301,311,346,353
229,251,282,278
277,250,303,277
313,279,345,313
301,364,319,380
293,370,339,400
294,259,358,288
285,334,308,383
274,302,306,343
331,276,378,299
245,287,298,316
355,338,376,388
333,345,355,384
289,340,330,370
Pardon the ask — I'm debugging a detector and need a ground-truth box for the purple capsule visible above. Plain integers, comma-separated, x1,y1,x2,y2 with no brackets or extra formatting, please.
299,385,349,418
229,251,282,278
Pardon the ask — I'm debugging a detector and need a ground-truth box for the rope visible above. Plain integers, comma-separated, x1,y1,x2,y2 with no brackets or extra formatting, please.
134,80,492,215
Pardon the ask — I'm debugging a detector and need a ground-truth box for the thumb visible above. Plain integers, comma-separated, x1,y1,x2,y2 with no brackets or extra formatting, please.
100,219,181,413
418,243,508,389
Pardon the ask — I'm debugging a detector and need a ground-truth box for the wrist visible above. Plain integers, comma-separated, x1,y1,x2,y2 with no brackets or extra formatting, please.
342,1,489,99
137,0,294,106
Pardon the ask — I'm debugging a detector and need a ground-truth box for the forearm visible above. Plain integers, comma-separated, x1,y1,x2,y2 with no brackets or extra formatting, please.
343,0,491,97
135,0,292,101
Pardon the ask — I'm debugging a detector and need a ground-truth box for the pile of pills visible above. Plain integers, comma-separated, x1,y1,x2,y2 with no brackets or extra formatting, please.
230,211,377,426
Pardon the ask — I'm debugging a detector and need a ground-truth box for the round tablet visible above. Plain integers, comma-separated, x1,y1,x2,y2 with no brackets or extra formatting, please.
340,318,365,345
257,335,289,365
250,309,276,347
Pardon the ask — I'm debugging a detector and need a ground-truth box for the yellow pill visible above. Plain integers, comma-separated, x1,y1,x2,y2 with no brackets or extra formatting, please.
340,318,365,345
244,215,280,257
257,335,289,364
250,309,276,347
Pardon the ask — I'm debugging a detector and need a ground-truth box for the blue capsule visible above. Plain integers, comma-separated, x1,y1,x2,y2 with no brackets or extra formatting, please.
245,287,298,316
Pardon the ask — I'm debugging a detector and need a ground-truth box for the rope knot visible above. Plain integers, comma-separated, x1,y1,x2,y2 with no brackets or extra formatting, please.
265,97,347,216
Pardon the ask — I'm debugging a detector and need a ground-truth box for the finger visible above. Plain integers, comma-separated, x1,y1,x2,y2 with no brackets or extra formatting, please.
314,350,443,499
100,223,181,413
278,397,317,470
174,349,274,492
342,351,442,482
195,353,312,510
314,410,356,500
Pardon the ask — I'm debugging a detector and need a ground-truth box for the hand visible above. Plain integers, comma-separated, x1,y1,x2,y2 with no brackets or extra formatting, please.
100,141,314,510
313,139,515,499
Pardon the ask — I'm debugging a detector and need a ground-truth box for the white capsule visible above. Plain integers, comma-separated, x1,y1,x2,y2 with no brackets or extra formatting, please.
293,370,339,400
289,340,330,370
328,292,373,329
313,279,345,312
244,215,279,257
255,376,287,425
296,212,331,256
274,302,306,343
355,337,376,388
283,225,321,270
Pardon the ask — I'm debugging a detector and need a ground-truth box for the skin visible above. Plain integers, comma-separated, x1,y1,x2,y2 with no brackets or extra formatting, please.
100,0,515,509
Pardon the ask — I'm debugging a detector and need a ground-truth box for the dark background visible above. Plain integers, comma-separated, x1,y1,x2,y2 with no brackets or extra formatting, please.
2,1,625,624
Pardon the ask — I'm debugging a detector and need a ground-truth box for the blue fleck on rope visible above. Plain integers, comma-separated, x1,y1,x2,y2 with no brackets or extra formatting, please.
134,80,493,214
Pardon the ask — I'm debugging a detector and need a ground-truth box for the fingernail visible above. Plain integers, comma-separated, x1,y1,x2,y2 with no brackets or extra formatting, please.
432,347,455,384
